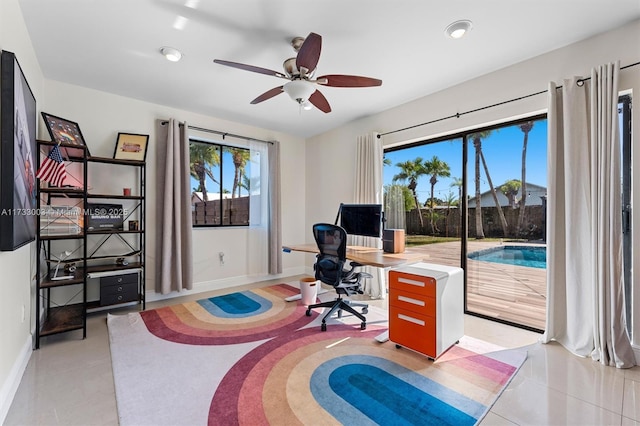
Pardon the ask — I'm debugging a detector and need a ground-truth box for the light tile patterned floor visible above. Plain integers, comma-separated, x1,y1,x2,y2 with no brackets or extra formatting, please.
5,275,639,425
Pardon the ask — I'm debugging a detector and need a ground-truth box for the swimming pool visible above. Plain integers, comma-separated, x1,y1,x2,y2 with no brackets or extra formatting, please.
467,245,546,269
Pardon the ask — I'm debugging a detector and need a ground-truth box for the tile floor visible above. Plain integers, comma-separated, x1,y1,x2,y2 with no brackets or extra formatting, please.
5,275,640,425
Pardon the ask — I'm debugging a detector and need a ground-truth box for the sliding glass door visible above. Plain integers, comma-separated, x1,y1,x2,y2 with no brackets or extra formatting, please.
464,117,547,331
620,95,632,335
383,115,548,332
384,137,463,281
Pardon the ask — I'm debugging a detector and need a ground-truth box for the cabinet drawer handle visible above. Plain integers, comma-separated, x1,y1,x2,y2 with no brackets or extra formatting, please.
117,286,123,292
397,313,425,326
398,277,425,288
397,295,425,306
117,278,123,283
117,295,123,301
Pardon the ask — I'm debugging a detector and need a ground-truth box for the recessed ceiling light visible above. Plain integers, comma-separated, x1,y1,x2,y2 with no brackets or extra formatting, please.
445,20,473,39
160,47,183,62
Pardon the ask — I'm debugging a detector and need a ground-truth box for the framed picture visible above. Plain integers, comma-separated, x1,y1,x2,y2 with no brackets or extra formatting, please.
113,132,149,162
41,112,89,154
0,51,38,251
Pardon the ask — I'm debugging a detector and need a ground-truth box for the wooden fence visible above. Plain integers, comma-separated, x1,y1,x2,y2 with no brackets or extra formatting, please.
404,205,546,240
192,196,249,225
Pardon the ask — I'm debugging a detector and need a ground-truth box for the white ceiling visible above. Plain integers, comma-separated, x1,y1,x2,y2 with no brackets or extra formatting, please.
17,0,640,138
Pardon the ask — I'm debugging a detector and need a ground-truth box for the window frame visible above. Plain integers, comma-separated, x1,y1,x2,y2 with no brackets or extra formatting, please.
619,94,632,335
189,137,251,228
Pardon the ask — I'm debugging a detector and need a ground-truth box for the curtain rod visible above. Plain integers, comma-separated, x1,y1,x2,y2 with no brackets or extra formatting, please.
378,60,640,138
161,121,274,145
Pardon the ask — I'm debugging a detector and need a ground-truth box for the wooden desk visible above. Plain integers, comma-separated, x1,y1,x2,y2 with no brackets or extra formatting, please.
282,243,425,268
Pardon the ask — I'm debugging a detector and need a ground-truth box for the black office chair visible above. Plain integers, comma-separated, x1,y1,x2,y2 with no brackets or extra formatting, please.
305,223,371,331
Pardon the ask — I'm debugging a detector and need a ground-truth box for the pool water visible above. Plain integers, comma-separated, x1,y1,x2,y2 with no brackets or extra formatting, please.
468,246,546,269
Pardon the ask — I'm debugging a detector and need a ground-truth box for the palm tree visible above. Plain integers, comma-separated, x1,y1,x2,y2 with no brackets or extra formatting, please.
500,179,522,209
479,146,509,236
424,156,451,233
443,191,457,237
470,131,509,237
517,121,534,234
227,147,250,198
450,176,463,204
240,174,250,196
393,158,428,228
189,144,220,202
470,132,489,239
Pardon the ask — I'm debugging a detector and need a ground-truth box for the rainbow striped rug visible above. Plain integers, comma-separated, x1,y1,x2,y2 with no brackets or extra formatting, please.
107,283,527,425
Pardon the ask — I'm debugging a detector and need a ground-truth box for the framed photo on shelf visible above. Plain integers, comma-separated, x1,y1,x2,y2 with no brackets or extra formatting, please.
41,112,88,153
0,50,38,251
113,132,149,162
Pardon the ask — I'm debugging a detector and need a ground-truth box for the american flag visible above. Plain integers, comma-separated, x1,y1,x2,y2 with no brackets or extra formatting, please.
36,144,67,187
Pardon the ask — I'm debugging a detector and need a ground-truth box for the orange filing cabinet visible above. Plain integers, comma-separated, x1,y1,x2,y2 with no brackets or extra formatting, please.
389,262,464,359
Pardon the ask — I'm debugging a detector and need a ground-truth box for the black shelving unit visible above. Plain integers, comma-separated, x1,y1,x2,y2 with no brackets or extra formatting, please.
34,140,146,349
84,155,146,313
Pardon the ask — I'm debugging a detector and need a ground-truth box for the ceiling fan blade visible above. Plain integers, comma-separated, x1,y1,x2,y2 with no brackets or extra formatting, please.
316,74,383,87
308,90,331,113
296,32,322,74
250,86,284,104
214,59,287,79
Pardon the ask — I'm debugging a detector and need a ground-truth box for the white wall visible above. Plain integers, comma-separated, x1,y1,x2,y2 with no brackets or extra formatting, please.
0,0,307,415
0,0,44,419
306,20,640,346
41,80,308,299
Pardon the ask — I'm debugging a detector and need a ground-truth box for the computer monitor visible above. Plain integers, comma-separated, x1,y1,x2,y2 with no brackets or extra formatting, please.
338,203,383,238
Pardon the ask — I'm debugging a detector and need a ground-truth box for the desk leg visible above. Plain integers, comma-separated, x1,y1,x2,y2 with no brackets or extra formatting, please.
375,330,389,343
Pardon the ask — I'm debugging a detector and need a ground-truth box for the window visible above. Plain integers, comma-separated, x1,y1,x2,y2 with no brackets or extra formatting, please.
384,114,548,332
619,94,632,335
189,139,252,226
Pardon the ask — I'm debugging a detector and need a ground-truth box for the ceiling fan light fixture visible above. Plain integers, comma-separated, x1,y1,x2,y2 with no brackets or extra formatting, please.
283,80,315,104
445,20,473,39
160,46,182,62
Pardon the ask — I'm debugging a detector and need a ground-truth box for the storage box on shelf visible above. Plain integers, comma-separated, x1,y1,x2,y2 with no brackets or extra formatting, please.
34,139,146,349
40,205,82,235
100,273,139,306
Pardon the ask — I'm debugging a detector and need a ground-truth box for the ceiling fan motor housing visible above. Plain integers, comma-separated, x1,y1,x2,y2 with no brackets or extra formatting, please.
283,57,298,77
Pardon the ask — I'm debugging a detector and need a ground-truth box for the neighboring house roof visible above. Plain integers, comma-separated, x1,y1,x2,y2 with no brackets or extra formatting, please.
468,183,547,208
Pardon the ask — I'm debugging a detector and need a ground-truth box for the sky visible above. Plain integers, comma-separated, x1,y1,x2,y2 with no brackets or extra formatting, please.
383,119,548,204
190,145,251,196
191,119,548,201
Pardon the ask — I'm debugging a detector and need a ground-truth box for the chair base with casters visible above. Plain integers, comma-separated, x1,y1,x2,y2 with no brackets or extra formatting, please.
305,271,372,332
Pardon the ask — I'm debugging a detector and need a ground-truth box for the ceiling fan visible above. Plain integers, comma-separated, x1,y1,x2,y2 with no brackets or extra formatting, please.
213,32,382,113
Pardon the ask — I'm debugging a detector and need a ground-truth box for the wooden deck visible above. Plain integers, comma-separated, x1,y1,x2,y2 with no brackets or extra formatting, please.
410,240,546,331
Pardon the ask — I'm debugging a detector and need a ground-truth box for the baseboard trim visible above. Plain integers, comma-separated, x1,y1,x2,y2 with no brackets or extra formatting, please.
0,335,32,424
145,266,311,303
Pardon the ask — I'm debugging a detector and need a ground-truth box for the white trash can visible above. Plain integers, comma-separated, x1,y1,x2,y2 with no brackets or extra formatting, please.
299,277,318,306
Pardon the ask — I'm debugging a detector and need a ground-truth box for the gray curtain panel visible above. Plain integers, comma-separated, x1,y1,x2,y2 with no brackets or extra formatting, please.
544,62,635,368
155,118,193,294
268,140,282,275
